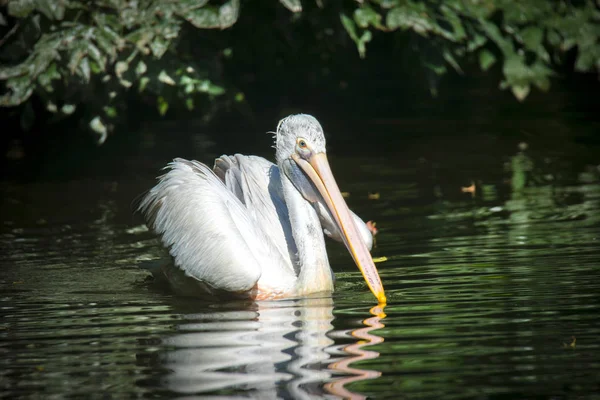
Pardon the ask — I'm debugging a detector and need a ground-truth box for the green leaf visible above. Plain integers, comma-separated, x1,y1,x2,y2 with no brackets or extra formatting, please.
68,44,87,75
519,26,543,51
518,26,549,62
466,34,487,52
182,7,220,28
511,84,530,102
440,5,466,41
218,0,240,28
86,42,106,71
386,3,438,36
0,76,34,106
354,5,383,29
90,116,108,145
138,77,149,93
0,63,30,80
185,97,194,110
443,50,462,74
279,0,302,13
135,61,147,76
341,13,371,58
150,35,170,59
126,28,155,53
574,46,600,72
546,29,562,47
158,70,176,85
119,79,132,88
61,104,76,115
341,13,359,42
157,96,169,116
177,0,210,13
78,57,90,82
180,0,239,29
479,49,496,71
37,62,61,91
8,0,36,18
115,61,128,78
197,80,225,95
104,106,117,118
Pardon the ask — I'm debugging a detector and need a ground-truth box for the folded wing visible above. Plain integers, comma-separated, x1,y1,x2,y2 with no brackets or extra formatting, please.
139,158,281,293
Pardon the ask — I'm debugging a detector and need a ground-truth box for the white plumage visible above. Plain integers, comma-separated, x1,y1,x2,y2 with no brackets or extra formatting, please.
139,114,386,302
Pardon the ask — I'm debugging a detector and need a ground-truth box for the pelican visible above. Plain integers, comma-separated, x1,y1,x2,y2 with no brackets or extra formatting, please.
138,114,386,302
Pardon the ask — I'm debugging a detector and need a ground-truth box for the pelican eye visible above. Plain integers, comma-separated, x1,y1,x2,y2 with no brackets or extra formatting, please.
297,139,308,149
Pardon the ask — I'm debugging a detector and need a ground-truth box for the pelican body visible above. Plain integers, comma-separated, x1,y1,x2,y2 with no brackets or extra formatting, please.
139,114,386,302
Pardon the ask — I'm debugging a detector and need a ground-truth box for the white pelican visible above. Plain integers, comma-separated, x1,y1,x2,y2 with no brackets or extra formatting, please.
138,114,386,302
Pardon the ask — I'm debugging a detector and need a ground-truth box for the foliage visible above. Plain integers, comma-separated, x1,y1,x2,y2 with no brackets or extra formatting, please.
0,0,239,143
0,0,599,142
341,0,600,100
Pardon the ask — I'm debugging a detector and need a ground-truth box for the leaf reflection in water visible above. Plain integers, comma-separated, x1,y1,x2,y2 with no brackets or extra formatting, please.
156,297,385,398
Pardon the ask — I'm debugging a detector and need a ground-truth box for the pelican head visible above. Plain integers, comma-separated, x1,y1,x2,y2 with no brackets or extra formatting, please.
275,114,386,303
275,114,326,164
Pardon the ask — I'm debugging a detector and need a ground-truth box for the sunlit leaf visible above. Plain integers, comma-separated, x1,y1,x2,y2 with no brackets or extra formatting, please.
104,106,117,118
115,61,128,78
150,35,170,59
139,76,150,92
185,97,194,110
511,84,530,102
7,0,36,18
574,46,600,72
197,80,225,95
0,63,29,80
279,0,302,13
440,5,466,41
443,49,462,74
519,26,543,51
61,104,76,115
157,96,169,116
0,76,34,106
218,0,240,28
78,57,90,82
180,0,239,29
479,49,496,71
135,61,147,76
354,5,383,29
386,3,438,36
182,7,220,28
119,79,132,88
86,42,106,71
158,70,176,85
68,44,87,74
90,116,108,144
341,13,371,58
37,62,60,91
340,13,359,42
177,0,210,13
546,29,562,47
126,28,154,53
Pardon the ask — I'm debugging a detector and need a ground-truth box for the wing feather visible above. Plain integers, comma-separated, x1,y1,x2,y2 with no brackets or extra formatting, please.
214,154,298,274
139,158,276,292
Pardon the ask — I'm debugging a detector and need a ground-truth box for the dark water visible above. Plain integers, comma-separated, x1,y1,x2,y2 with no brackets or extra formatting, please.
2,111,600,399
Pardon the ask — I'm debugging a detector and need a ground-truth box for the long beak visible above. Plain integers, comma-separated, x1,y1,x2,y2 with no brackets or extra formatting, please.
292,152,386,303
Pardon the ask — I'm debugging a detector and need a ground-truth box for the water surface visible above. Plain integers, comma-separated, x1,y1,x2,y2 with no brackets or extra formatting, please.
1,118,600,399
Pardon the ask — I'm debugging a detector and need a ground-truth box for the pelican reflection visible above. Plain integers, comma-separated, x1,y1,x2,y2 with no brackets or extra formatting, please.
156,297,385,398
